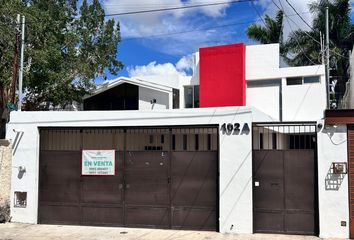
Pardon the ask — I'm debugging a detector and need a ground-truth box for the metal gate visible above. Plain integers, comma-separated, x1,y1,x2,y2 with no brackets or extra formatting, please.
38,127,218,231
252,123,318,235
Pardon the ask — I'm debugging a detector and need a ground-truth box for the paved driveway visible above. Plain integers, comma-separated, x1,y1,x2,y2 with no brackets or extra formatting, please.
0,223,337,240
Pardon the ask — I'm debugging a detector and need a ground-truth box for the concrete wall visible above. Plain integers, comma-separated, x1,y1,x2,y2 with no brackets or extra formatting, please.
317,121,349,239
282,78,326,121
245,43,326,122
246,80,281,120
0,140,12,206
7,107,271,233
138,86,170,110
246,44,279,74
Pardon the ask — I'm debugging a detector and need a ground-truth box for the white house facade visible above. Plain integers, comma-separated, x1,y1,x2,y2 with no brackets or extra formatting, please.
6,43,352,239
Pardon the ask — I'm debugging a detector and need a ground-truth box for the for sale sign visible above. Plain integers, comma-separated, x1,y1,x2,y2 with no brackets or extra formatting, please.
82,150,115,176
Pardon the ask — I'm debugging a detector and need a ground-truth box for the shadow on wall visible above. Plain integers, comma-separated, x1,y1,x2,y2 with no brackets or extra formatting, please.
325,164,346,190
320,124,347,190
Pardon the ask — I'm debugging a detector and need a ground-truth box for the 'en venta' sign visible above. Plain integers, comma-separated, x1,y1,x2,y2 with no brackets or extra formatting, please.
82,150,115,176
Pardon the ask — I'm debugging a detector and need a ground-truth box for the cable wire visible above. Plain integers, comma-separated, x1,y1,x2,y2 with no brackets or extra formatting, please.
278,0,349,60
285,0,316,32
250,1,267,26
104,0,254,17
276,0,319,65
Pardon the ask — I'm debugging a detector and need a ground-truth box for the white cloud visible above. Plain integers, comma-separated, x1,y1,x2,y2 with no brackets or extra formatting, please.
127,54,198,78
127,61,186,77
176,54,194,71
102,0,238,54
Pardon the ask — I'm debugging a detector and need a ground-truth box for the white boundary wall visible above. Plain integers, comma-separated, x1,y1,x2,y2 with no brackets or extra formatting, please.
317,121,349,238
6,107,271,233
6,108,351,238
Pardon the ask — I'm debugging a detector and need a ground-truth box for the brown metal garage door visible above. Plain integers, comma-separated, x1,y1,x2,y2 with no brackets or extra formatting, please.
38,127,218,231
253,150,316,235
252,123,318,235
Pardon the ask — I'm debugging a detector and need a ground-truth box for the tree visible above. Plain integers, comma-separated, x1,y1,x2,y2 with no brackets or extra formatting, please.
286,0,354,99
247,10,286,56
0,0,123,134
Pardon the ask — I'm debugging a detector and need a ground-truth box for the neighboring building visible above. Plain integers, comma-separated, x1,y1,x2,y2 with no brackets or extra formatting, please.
7,43,352,239
341,46,354,109
83,77,179,111
83,43,326,123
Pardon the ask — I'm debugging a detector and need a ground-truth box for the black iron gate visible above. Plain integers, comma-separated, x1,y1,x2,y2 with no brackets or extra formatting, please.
38,127,218,231
252,123,318,235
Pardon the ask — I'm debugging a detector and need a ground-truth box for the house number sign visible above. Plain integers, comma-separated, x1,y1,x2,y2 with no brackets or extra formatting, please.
220,123,250,135
82,150,115,176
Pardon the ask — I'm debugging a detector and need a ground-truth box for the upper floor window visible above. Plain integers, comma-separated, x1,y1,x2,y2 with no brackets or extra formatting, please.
286,76,320,85
286,77,302,85
184,85,199,108
303,76,320,84
173,88,180,109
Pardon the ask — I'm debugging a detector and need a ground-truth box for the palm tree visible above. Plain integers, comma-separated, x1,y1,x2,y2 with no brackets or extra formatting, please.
247,10,286,56
286,0,353,96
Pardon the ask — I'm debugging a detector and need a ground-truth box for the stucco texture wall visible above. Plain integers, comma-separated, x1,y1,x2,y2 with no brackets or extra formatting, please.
317,122,349,238
0,140,12,206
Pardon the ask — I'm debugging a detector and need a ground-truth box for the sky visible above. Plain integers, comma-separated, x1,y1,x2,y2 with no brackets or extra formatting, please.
97,0,354,83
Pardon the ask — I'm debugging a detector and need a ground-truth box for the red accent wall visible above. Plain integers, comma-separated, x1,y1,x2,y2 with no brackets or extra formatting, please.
199,43,246,107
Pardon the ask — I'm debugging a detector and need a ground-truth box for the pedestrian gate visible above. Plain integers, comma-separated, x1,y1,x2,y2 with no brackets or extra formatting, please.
252,123,318,235
38,127,218,230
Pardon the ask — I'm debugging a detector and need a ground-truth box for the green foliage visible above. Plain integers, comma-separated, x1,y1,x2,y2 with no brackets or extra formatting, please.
286,0,353,81
0,0,123,111
247,10,286,56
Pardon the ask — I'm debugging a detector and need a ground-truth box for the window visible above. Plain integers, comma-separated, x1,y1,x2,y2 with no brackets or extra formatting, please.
286,76,321,85
184,85,199,108
286,77,302,85
173,88,180,109
304,76,320,84
193,85,199,108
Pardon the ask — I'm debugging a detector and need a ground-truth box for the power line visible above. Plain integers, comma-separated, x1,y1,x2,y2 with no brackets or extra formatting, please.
122,11,310,41
276,0,319,65
0,0,255,26
251,1,267,26
123,19,259,41
273,0,348,60
284,0,316,32
104,0,255,17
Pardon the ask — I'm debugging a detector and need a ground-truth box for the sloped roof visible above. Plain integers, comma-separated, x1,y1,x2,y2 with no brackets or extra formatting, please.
84,76,176,100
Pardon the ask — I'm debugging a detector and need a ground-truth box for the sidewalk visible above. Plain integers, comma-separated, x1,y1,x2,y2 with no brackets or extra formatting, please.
0,223,332,240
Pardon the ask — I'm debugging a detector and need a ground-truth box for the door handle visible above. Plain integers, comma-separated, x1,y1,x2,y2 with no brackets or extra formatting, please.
119,184,123,189
126,184,130,189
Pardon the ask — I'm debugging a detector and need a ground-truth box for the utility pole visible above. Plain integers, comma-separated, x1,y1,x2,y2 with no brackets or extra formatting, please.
18,15,25,111
320,32,325,65
10,14,20,105
325,6,330,109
